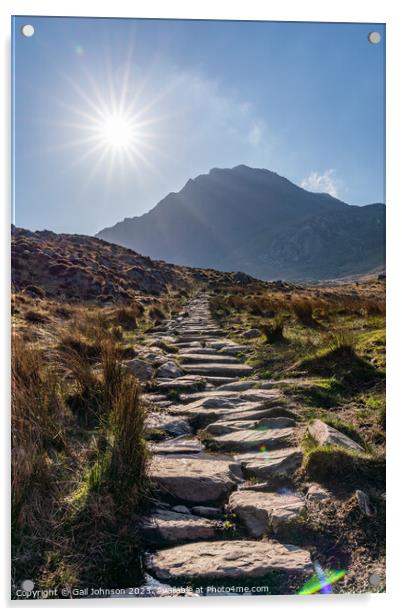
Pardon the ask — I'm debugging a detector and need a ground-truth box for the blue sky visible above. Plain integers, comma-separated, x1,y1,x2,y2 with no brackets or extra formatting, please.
12,16,385,235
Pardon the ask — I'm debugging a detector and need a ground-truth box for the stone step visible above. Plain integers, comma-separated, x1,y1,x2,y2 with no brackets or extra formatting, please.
180,354,240,365
234,447,303,480
143,509,222,545
204,427,296,452
155,375,207,393
228,490,306,538
150,437,203,455
149,456,243,505
203,376,236,386
184,363,253,378
147,540,313,583
204,417,296,437
219,345,251,356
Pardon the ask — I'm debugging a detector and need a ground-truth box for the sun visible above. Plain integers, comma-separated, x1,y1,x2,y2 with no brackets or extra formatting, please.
96,112,136,150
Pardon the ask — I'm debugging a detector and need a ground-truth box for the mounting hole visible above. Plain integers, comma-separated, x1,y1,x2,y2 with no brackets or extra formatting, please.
368,31,381,44
21,24,35,38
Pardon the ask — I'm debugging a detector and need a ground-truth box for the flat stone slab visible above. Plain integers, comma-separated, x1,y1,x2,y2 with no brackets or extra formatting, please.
151,437,204,455
217,380,260,391
143,509,221,544
228,490,306,538
184,363,253,378
146,413,191,437
191,506,222,519
147,540,312,582
170,401,272,429
308,419,364,452
150,456,243,504
206,427,296,452
222,407,298,423
181,389,283,404
156,375,207,392
235,448,303,480
204,417,295,437
180,354,240,365
219,345,250,356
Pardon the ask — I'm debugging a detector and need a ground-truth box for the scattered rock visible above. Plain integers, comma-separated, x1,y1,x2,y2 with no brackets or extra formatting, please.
308,419,364,452
228,490,306,538
147,540,313,582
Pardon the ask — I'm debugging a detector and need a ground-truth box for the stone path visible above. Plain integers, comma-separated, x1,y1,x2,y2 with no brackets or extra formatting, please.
142,293,314,593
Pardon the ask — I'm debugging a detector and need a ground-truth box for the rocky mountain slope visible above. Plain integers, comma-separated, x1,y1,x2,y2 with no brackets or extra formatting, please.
97,165,385,281
11,225,260,303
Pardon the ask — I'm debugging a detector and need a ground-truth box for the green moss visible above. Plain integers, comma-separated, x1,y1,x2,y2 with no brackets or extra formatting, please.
303,445,385,487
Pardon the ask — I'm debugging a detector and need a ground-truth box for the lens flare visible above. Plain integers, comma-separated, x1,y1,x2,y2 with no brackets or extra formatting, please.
298,562,346,595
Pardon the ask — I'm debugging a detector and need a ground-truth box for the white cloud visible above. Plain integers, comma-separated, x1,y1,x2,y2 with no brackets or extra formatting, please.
300,169,341,197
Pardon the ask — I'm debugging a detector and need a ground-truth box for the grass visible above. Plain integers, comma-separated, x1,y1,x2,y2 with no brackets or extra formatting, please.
303,445,385,489
11,307,149,595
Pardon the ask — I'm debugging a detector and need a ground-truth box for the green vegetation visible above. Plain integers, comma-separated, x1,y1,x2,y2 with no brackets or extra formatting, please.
11,297,157,595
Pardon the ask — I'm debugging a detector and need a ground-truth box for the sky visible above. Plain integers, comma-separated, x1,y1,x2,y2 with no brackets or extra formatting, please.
12,16,385,235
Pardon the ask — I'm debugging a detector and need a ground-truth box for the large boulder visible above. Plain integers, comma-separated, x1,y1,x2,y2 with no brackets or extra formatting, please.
149,456,243,504
147,540,312,582
228,490,305,538
308,420,364,452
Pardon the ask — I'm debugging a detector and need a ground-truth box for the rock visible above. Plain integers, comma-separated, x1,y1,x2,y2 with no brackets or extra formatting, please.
308,420,364,452
171,505,191,514
156,375,206,392
228,490,306,538
217,380,259,391
123,358,153,381
207,340,234,350
219,345,250,356
149,456,243,504
156,361,184,379
242,328,262,339
151,437,204,455
143,509,221,544
147,540,313,582
306,484,330,502
184,363,253,378
191,506,222,519
180,354,239,365
206,427,296,452
235,448,303,480
355,489,375,516
204,417,295,437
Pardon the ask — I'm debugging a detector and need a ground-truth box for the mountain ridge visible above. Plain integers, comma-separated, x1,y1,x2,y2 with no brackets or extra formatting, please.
97,165,385,281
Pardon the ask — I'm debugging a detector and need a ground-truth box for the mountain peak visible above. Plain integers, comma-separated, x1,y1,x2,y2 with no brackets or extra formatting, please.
97,166,385,281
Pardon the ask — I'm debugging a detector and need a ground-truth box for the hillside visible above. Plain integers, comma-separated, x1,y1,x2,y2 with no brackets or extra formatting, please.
97,165,385,281
11,225,261,303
